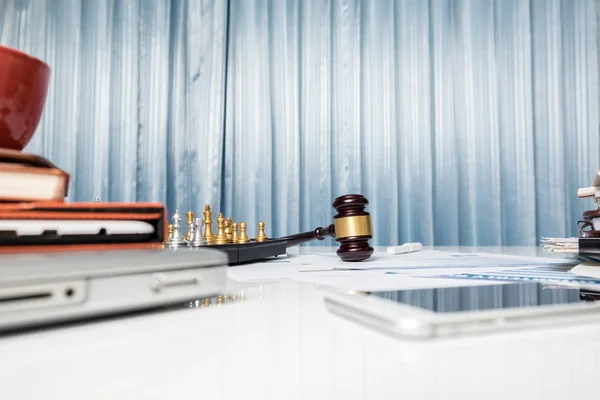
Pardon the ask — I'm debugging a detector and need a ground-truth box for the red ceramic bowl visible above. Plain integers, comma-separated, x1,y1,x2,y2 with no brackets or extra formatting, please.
0,45,50,151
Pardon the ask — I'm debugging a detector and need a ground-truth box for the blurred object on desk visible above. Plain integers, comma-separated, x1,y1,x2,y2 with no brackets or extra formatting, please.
577,171,600,256
543,172,600,257
578,170,600,237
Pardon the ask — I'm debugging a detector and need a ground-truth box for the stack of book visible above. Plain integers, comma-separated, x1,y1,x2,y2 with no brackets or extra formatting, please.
0,147,169,253
577,171,600,256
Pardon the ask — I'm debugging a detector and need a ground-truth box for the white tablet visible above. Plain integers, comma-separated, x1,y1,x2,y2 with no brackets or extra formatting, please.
323,282,600,339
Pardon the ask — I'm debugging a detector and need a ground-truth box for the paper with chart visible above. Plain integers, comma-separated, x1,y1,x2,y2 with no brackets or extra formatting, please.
226,260,505,291
429,265,600,291
227,250,578,290
287,250,577,273
293,272,504,292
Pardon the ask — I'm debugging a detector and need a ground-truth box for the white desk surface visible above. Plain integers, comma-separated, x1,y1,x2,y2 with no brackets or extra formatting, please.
0,246,595,399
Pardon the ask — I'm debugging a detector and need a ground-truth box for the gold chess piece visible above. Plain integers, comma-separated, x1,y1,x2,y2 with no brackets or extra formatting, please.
256,221,268,242
231,222,239,243
185,210,194,240
202,298,211,307
214,213,229,245
167,224,173,241
238,222,250,243
203,205,215,244
224,217,232,242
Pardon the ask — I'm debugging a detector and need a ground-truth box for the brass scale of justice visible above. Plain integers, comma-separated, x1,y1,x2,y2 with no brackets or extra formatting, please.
163,194,375,265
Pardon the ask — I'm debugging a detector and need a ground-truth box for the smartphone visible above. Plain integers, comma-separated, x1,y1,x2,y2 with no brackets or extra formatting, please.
323,282,600,339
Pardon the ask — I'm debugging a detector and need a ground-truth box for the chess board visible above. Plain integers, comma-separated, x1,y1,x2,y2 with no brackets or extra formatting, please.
204,238,289,265
163,205,291,265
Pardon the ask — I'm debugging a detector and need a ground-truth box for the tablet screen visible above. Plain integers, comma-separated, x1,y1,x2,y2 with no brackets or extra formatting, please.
370,282,594,313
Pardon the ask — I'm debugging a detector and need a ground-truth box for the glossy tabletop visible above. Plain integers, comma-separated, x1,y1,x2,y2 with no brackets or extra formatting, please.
0,246,594,399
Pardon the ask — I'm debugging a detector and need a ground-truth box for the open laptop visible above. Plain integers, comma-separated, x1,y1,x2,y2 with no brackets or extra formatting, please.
0,248,228,333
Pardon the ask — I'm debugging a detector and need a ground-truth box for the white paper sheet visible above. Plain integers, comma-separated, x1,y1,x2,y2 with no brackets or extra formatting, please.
226,250,577,293
294,273,501,292
226,262,501,291
570,260,600,279
287,250,577,272
227,260,385,283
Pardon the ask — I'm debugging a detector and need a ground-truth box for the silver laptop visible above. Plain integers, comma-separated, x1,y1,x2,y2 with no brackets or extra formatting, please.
0,248,228,332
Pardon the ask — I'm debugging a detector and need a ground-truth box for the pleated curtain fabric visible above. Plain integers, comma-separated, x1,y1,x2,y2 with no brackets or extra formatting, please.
0,0,598,246
0,0,229,214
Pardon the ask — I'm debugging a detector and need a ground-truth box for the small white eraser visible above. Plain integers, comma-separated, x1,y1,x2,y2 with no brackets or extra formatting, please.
387,242,423,255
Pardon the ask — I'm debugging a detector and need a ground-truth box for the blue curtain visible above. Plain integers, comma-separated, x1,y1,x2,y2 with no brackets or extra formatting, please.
0,0,229,211
1,0,598,246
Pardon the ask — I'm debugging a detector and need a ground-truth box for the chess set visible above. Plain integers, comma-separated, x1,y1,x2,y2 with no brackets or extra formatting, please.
161,194,376,266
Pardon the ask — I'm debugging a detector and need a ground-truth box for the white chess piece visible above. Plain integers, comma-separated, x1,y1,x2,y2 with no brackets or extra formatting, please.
165,210,187,249
190,218,207,247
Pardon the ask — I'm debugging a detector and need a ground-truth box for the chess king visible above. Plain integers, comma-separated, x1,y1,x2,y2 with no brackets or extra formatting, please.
164,194,374,262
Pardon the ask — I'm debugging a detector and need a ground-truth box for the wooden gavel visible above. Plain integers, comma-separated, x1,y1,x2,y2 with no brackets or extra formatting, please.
282,194,374,262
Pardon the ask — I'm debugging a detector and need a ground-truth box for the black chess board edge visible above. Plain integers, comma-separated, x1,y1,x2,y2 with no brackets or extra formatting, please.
205,238,290,266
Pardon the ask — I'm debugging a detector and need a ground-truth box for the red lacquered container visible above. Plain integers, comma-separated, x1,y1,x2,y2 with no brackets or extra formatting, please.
0,45,50,151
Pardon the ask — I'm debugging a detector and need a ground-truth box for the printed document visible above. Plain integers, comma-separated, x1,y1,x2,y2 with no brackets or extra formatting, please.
287,250,576,272
430,265,600,291
227,250,577,291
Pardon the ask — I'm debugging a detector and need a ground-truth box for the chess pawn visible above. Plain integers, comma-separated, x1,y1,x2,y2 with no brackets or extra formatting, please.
164,210,187,249
167,224,174,241
256,221,268,242
224,217,232,242
190,218,206,247
238,222,250,244
203,205,215,245
231,222,239,243
185,210,194,240
214,213,229,245
186,222,197,247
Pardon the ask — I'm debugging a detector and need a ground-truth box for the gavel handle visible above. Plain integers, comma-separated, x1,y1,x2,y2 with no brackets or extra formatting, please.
282,224,336,248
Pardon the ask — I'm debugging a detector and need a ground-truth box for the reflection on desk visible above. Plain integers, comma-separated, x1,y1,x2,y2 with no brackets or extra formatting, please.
0,247,597,400
186,285,264,308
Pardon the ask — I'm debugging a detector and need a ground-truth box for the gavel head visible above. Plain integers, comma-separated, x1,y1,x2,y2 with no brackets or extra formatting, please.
331,194,374,262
